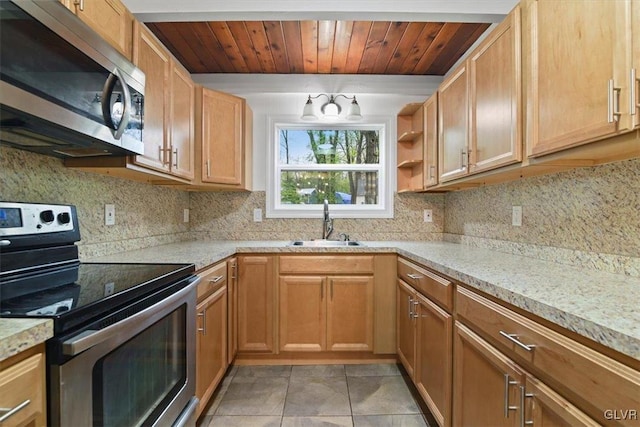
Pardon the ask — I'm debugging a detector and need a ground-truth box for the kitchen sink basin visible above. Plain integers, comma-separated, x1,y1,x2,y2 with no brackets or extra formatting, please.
289,240,364,247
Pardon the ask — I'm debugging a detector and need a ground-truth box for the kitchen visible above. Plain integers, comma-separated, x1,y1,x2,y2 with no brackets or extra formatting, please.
0,0,639,426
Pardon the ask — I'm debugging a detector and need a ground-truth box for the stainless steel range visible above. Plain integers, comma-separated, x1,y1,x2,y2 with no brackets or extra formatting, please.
0,202,199,427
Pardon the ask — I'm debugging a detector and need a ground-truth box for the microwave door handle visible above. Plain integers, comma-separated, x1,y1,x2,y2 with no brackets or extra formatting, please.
101,68,131,140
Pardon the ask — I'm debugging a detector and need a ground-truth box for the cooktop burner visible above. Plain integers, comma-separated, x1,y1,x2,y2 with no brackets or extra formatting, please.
0,262,195,333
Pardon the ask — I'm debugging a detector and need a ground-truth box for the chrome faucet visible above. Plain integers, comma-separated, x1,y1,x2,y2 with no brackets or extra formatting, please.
322,199,334,240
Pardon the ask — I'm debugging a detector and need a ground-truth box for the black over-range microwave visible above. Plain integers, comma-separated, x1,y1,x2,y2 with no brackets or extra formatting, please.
0,0,145,158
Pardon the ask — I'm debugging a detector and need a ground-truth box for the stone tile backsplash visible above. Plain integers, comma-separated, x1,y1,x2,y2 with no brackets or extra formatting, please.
0,146,191,258
444,158,640,276
189,191,445,242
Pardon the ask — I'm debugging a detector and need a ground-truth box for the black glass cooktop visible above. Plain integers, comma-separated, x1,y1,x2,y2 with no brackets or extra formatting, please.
0,262,195,333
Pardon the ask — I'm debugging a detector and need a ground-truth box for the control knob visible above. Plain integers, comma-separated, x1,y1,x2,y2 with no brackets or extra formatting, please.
57,212,71,224
40,210,55,223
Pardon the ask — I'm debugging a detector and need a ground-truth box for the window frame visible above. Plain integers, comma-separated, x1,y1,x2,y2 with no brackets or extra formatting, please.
266,115,394,219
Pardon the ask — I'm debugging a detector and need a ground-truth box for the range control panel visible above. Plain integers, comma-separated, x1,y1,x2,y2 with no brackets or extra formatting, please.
0,202,76,237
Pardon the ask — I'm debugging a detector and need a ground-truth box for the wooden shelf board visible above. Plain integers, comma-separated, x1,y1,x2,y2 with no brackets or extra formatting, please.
397,159,424,168
398,131,424,142
398,103,423,116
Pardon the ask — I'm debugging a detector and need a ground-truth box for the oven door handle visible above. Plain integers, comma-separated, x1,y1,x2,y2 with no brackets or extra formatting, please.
62,278,198,356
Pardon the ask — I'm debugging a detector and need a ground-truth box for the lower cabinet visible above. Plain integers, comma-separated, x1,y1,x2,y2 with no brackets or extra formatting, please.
195,264,228,418
279,275,373,352
453,323,599,427
397,260,453,427
0,344,46,427
237,255,275,353
227,257,238,362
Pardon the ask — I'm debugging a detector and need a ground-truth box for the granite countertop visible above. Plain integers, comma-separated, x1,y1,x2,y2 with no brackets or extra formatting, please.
89,240,640,361
0,318,53,362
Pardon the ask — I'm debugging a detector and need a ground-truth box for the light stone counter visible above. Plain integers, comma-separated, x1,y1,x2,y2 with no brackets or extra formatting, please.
87,240,640,361
0,319,53,362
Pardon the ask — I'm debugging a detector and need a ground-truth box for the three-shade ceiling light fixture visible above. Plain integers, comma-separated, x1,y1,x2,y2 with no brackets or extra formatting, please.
301,94,363,121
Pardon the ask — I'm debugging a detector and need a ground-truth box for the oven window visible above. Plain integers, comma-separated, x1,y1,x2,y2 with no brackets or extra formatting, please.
93,306,187,427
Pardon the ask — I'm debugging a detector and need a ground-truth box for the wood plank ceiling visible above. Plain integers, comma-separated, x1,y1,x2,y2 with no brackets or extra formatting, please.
147,21,490,75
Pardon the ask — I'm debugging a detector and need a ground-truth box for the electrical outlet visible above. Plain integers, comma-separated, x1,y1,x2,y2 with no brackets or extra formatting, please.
104,282,115,297
253,208,263,222
183,208,190,223
105,204,115,226
512,206,522,227
423,209,433,223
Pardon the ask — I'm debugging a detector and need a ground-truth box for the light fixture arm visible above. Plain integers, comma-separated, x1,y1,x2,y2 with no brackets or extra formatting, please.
301,93,362,121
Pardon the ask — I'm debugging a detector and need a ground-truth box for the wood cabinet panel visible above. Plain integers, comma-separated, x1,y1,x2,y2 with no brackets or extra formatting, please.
237,255,275,352
0,346,46,427
169,62,195,180
227,258,238,362
423,94,439,188
415,293,452,427
327,276,373,351
456,286,640,425
469,6,521,173
132,22,170,173
438,64,469,182
65,0,133,59
397,257,453,312
279,276,326,352
196,262,227,301
397,279,416,378
634,0,640,129
279,255,374,275
524,0,630,157
453,323,524,427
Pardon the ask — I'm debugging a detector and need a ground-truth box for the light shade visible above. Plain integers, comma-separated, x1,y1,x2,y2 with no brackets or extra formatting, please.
301,96,318,120
346,97,362,121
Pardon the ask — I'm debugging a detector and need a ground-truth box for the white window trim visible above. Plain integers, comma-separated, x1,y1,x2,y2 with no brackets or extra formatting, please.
266,115,395,219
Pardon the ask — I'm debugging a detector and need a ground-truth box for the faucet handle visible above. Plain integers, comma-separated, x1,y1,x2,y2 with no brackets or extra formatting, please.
338,232,349,242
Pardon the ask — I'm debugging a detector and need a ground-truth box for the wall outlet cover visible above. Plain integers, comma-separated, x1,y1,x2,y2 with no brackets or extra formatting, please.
253,208,263,222
183,208,190,223
105,204,115,226
423,209,433,223
512,206,522,227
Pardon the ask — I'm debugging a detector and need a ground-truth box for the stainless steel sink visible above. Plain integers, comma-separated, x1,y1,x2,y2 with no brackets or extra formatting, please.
289,240,364,247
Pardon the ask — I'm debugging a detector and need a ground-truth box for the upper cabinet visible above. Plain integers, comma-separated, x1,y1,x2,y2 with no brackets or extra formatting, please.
524,0,634,157
633,0,640,129
439,6,521,184
168,61,195,180
469,6,522,173
423,94,439,189
397,103,425,192
60,0,133,59
193,87,253,191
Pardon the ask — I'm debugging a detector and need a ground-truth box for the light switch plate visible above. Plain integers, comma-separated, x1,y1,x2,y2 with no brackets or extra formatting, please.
105,204,115,226
183,208,190,223
512,206,522,227
253,208,263,222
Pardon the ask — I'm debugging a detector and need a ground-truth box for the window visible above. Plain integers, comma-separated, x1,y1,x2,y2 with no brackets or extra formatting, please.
267,118,393,218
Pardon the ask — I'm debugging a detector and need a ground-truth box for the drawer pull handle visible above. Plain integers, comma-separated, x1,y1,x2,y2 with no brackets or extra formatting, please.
503,374,519,418
197,311,206,335
412,300,419,318
407,273,423,280
0,400,31,423
408,296,413,318
499,331,536,352
209,275,224,284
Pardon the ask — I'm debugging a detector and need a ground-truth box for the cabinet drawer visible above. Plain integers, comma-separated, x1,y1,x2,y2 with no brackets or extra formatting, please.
197,262,227,301
398,258,453,312
0,351,45,427
279,255,374,275
456,286,640,425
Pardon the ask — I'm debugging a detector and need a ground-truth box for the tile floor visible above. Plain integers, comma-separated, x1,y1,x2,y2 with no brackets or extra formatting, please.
197,364,431,427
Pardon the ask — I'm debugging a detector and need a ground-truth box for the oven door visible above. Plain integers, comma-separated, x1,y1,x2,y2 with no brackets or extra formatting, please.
49,278,198,427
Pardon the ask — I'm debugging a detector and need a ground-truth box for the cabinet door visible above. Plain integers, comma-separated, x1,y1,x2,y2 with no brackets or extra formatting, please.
415,294,452,427
327,276,374,352
523,376,600,427
132,23,169,173
67,0,133,59
201,89,243,185
279,276,326,352
525,0,631,157
633,0,640,129
196,286,227,417
453,323,523,427
438,64,469,182
169,62,194,180
227,258,238,362
397,280,416,378
423,94,439,188
0,348,46,427
469,6,521,174
237,256,274,352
